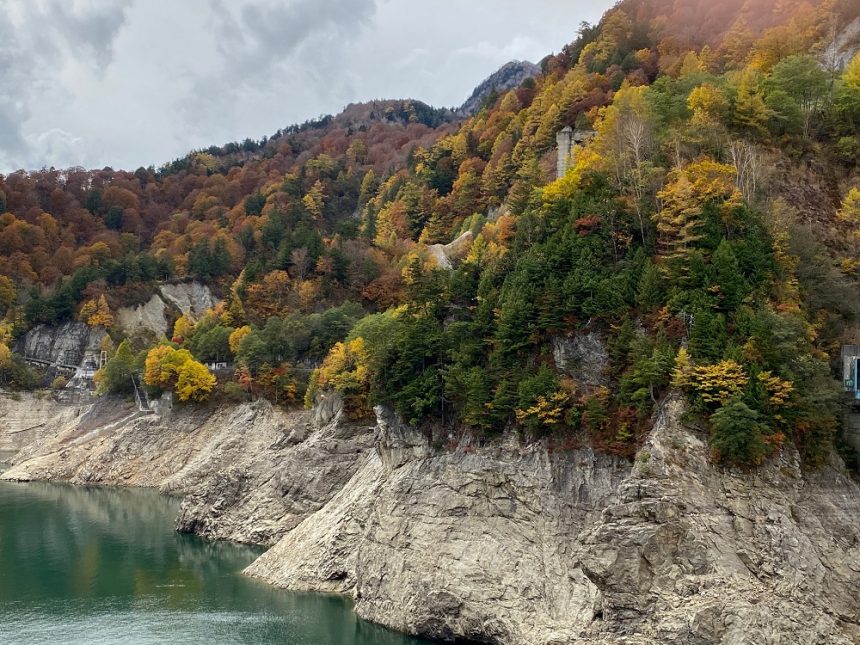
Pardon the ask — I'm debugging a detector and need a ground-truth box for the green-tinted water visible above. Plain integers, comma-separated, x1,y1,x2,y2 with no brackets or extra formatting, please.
0,455,429,645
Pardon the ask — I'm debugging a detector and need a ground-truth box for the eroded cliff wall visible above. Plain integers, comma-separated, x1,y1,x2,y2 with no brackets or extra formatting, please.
246,399,860,645
17,321,106,366
2,393,859,644
0,393,83,452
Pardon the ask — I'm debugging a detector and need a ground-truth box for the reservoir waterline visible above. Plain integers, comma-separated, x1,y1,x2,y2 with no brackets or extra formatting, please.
0,453,429,645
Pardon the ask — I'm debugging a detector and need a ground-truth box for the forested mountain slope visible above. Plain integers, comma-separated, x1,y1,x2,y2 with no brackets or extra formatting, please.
1,0,859,472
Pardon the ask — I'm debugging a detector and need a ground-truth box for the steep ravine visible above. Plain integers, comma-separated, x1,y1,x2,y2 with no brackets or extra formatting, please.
2,392,859,644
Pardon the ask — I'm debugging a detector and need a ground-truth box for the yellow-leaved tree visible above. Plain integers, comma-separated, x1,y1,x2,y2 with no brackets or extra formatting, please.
80,294,113,328
592,83,660,241
144,344,215,402
172,314,193,343
228,325,251,355
845,52,860,90
515,391,568,431
733,67,770,137
144,346,193,389
688,84,728,127
837,188,860,272
0,275,15,312
302,180,325,220
654,159,741,262
838,188,860,222
688,360,748,405
0,342,12,371
175,359,216,402
306,337,372,418
756,371,794,408
670,347,693,388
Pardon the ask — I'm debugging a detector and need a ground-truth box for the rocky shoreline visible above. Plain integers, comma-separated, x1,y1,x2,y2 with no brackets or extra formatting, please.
2,391,859,644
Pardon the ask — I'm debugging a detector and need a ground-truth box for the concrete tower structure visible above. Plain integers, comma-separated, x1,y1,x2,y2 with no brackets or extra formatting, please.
556,126,574,179
556,126,595,179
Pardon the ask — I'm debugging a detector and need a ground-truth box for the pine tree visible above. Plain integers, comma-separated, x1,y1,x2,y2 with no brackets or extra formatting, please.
709,399,767,466
711,240,748,311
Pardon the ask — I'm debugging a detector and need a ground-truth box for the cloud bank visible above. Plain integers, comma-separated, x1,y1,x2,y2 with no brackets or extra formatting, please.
0,0,612,172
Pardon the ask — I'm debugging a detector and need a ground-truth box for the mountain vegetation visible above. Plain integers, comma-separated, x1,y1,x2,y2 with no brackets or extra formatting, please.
1,0,859,467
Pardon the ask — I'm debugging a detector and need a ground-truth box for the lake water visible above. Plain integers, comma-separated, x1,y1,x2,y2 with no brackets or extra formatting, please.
0,453,429,645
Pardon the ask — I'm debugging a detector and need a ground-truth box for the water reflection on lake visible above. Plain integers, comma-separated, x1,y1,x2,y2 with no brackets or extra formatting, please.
0,459,429,645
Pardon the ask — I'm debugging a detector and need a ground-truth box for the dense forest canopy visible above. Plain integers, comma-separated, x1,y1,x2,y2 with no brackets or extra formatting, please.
1,0,859,469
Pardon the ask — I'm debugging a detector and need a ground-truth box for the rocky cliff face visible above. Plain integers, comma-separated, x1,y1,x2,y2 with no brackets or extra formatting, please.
115,281,217,338
17,321,106,366
247,398,860,645
824,16,860,69
0,393,83,452
2,393,373,546
2,393,859,644
14,283,216,367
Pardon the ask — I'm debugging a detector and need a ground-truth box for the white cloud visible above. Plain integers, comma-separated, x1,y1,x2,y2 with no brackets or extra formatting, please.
0,0,614,172
452,36,547,64
0,0,132,169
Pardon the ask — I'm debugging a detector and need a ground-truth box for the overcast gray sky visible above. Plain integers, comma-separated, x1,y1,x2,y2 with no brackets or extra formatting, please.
0,0,614,172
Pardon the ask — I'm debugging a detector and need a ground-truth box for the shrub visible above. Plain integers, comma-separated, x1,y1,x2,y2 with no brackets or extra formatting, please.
222,381,251,403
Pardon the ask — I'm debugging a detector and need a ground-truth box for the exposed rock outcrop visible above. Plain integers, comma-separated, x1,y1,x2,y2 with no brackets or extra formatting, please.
552,331,610,387
247,397,860,645
427,230,473,270
159,282,216,318
115,294,171,339
3,392,859,644
17,321,106,366
115,281,217,338
0,392,82,452
824,16,860,69
14,283,217,367
459,60,540,117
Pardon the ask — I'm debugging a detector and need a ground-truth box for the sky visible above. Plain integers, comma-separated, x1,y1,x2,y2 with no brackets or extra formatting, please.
0,0,615,173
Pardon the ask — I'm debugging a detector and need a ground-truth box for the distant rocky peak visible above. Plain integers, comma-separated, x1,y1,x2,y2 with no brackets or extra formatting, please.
458,60,540,117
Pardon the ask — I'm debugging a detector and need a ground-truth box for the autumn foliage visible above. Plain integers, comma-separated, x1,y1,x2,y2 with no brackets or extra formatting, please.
0,0,857,469
144,345,216,402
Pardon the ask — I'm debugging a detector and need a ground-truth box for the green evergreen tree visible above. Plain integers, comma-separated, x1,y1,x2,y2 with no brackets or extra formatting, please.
711,240,748,311
636,260,665,310
709,399,767,466
689,308,726,362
